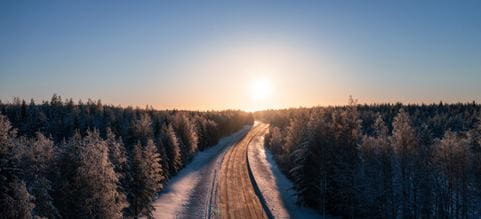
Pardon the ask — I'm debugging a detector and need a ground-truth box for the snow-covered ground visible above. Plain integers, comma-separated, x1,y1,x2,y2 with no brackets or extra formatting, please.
248,134,323,219
153,122,323,219
152,126,250,219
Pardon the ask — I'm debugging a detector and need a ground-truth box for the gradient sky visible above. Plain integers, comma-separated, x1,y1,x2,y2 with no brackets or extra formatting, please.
1,1,481,111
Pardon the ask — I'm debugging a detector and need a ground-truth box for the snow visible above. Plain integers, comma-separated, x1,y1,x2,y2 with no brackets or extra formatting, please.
152,126,250,219
248,134,324,219
153,123,325,219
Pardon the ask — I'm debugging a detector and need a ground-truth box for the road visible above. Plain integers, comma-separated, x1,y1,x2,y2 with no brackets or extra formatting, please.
152,123,272,219
216,123,271,219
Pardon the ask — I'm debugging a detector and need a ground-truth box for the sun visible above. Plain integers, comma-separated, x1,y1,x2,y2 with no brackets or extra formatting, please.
250,78,273,101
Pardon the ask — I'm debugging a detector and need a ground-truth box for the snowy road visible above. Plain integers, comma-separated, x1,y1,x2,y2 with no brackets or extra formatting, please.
152,122,322,219
217,123,271,219
151,125,250,219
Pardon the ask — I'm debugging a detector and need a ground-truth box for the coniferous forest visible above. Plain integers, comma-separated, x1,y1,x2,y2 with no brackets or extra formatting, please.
256,98,481,218
3,1,481,218
2,94,481,219
0,95,253,219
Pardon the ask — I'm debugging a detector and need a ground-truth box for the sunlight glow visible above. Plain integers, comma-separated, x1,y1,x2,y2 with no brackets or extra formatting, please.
250,78,273,101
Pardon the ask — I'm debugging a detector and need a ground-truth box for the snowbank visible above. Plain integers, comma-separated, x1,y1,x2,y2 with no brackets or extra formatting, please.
248,134,323,219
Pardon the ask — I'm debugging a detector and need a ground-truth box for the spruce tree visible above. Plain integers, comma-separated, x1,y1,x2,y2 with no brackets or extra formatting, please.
57,130,127,218
162,124,182,175
328,102,362,217
434,131,471,218
19,133,59,218
289,112,322,208
0,113,33,218
360,116,395,218
469,114,481,207
143,139,164,199
8,180,35,219
173,113,199,162
128,140,164,218
391,109,419,218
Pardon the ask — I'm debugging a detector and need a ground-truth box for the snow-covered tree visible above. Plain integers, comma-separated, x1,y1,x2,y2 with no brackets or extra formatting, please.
468,114,481,208
6,180,35,219
289,110,325,210
128,140,164,218
0,113,35,218
265,126,283,155
328,102,362,217
433,131,471,218
360,116,395,218
290,139,320,207
55,130,127,218
160,124,182,175
105,128,128,188
0,97,255,218
284,113,309,161
143,139,165,196
18,133,59,218
173,113,199,162
106,128,127,173
77,130,127,218
129,113,153,146
391,109,419,218
415,123,435,218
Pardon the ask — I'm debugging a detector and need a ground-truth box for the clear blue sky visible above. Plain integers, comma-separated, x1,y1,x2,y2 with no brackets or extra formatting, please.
1,0,480,110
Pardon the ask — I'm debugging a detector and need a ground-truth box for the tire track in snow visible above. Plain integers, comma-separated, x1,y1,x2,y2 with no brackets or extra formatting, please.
217,123,272,219
152,127,250,219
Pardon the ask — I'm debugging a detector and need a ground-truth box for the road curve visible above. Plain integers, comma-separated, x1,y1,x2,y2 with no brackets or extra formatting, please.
216,123,271,219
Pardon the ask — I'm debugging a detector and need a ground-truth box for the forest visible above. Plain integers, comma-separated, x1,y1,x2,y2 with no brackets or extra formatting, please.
256,98,481,218
0,94,253,218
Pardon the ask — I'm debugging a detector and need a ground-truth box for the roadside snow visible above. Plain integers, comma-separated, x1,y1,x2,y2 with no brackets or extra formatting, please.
248,134,323,219
152,126,250,219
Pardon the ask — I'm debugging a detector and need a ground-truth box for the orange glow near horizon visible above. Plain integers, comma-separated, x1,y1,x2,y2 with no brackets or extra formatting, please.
5,37,477,112
54,41,349,112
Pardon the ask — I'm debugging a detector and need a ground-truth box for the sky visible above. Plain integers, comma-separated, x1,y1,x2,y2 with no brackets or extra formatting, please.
1,0,481,111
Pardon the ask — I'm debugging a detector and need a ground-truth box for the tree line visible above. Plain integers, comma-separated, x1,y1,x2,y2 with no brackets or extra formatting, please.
0,94,253,218
256,98,481,218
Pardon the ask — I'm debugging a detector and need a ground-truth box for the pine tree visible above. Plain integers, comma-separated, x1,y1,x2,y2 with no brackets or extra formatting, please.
328,104,362,217
128,114,153,146
194,116,219,151
284,113,309,161
57,130,127,218
173,113,199,162
0,113,29,218
105,128,129,215
8,180,35,219
161,124,182,175
434,131,471,218
143,139,164,199
128,142,145,218
106,128,128,181
81,131,127,218
154,134,170,180
0,112,16,182
468,114,481,210
416,123,435,218
289,112,322,209
128,140,164,218
391,109,419,218
265,126,284,156
19,132,59,218
52,132,81,218
360,116,395,218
